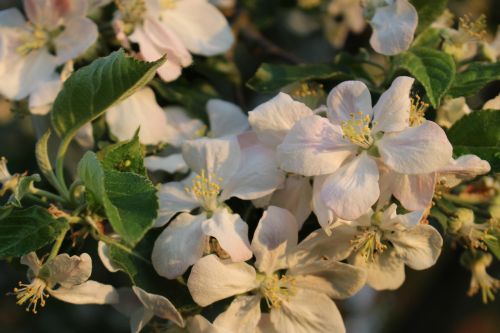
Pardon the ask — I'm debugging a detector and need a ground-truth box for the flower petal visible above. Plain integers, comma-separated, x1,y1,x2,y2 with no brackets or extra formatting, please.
214,295,261,333
277,115,356,176
321,153,380,220
152,213,207,279
50,280,119,304
44,253,92,288
271,289,345,333
54,17,98,63
372,76,413,133
438,155,491,187
369,0,417,55
377,120,453,174
207,99,249,137
201,208,252,263
145,154,189,174
132,286,184,327
251,206,298,274
351,249,405,290
130,308,154,333
326,80,373,125
97,241,120,273
248,93,313,148
155,177,200,227
20,252,42,276
28,77,61,115
312,175,336,232
187,254,258,307
159,0,234,55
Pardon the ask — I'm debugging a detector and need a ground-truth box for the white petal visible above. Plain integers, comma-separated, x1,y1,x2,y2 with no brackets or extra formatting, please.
220,142,285,201
372,76,413,133
321,153,379,220
257,314,279,333
112,287,142,317
44,253,92,288
159,0,234,55
164,106,206,144
132,286,184,327
186,315,213,333
97,241,120,273
387,224,443,270
248,93,313,148
277,115,356,176
130,308,154,333
0,8,25,27
105,87,173,145
483,94,500,109
381,171,436,211
378,120,453,174
438,155,491,187
20,252,42,276
145,154,189,174
312,175,336,232
268,175,312,229
28,77,61,115
50,280,119,304
207,99,249,137
155,178,200,227
271,289,345,333
75,123,95,149
326,80,373,126
54,17,98,63
187,254,258,307
214,295,261,333
201,208,252,262
152,213,207,279
251,206,298,274
182,137,241,184
351,249,405,290
289,260,366,299
369,0,418,55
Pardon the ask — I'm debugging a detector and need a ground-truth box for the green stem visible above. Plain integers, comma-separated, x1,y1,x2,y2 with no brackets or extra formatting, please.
55,135,73,200
48,227,69,260
442,194,491,217
31,187,65,203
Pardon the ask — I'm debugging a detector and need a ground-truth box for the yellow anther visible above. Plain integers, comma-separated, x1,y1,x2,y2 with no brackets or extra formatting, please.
185,169,222,211
459,14,487,42
12,278,49,314
160,0,177,9
114,0,146,28
350,227,387,262
260,274,296,309
409,95,428,127
341,112,374,148
16,26,50,56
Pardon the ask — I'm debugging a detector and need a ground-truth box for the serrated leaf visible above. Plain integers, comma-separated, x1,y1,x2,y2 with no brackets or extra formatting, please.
9,174,41,207
51,49,165,139
447,109,500,172
447,62,500,98
97,131,146,176
246,63,350,92
410,0,448,34
0,207,68,259
393,47,455,107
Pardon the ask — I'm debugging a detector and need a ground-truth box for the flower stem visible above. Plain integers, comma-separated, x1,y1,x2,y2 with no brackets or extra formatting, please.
55,135,73,201
31,188,65,203
48,227,69,260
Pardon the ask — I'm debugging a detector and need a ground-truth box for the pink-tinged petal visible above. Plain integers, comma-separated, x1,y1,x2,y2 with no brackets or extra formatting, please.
213,295,261,333
268,175,312,229
277,115,356,176
321,153,379,220
159,0,234,56
251,206,298,274
29,77,61,115
326,80,373,126
386,224,443,270
151,213,207,279
248,93,313,148
44,253,92,288
182,136,241,185
271,289,345,333
207,99,249,138
351,249,405,290
164,106,206,145
132,286,185,327
50,280,119,304
312,175,336,233
220,142,285,201
54,17,98,63
187,254,258,307
201,208,252,262
369,0,417,55
438,155,491,187
377,121,453,174
186,315,213,333
372,76,413,133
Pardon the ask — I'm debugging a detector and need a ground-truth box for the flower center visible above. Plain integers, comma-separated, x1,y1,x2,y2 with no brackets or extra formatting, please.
115,0,146,29
458,14,487,43
185,169,222,212
16,26,52,56
160,0,177,9
12,278,49,314
409,95,428,127
341,111,374,148
351,226,387,262
260,274,296,309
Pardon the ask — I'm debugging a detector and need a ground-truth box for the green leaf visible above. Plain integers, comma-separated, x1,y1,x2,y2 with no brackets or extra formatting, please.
51,49,165,139
9,174,41,207
0,207,68,259
78,152,105,202
246,63,350,92
485,234,500,260
97,131,146,176
410,0,448,34
447,110,500,172
447,62,500,98
35,130,53,180
412,27,444,49
393,47,455,107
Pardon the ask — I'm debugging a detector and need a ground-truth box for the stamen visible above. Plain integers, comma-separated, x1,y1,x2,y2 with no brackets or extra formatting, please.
160,0,177,9
459,14,487,42
185,170,222,211
409,95,428,127
16,26,51,56
260,274,296,309
467,253,500,304
351,227,387,262
12,278,49,314
340,111,373,148
114,0,146,28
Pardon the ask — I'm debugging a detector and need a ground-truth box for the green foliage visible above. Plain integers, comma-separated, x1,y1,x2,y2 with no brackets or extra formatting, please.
51,49,165,140
447,62,500,98
97,131,147,176
246,63,350,92
447,110,500,172
412,28,444,49
485,235,500,260
392,47,455,107
0,207,68,259
9,174,41,207
410,0,448,34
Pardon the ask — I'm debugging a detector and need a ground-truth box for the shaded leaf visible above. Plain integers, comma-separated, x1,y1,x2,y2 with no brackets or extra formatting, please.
447,62,500,98
410,0,448,34
97,131,146,176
